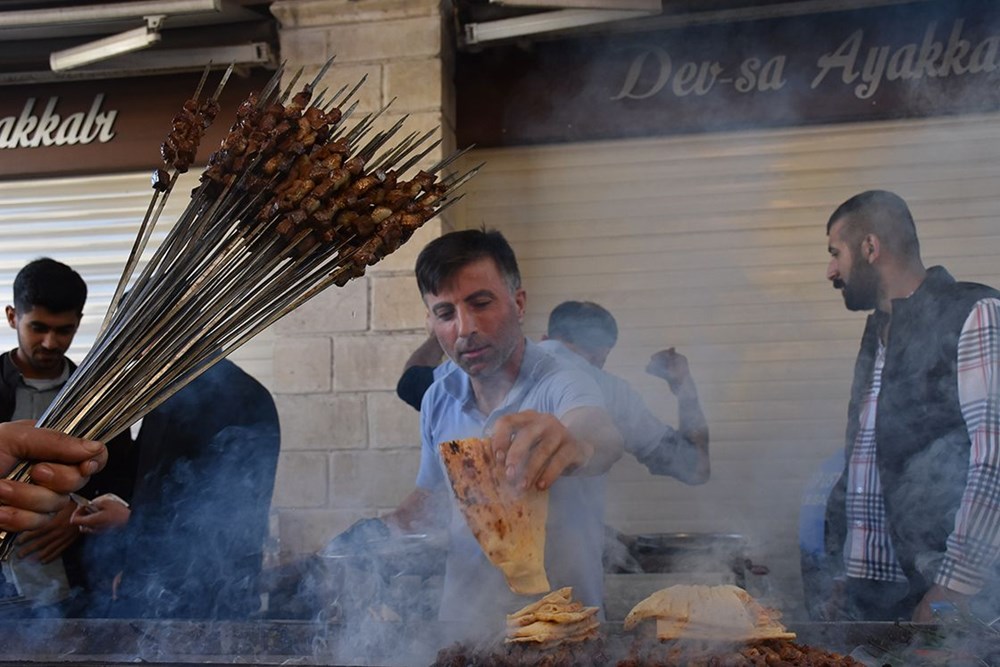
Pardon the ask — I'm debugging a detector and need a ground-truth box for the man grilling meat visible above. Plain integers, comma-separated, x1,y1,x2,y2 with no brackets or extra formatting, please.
823,190,1000,622
338,229,623,627
398,300,710,484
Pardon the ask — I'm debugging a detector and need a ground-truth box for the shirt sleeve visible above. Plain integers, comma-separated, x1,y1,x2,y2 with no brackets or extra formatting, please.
939,297,1000,594
543,365,604,419
609,376,689,476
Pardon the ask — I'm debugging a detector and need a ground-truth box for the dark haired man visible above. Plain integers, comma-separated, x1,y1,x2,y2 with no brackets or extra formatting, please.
824,190,1000,622
541,301,709,484
398,300,709,484
545,300,619,369
5,257,86,384
382,229,623,625
0,258,132,615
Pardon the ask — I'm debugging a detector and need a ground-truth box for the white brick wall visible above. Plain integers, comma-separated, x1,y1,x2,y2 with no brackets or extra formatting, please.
334,334,432,392
368,391,421,449
273,336,332,393
268,0,453,559
274,394,368,450
371,275,426,330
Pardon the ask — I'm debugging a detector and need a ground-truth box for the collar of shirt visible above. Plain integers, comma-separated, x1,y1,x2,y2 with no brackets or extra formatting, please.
438,338,553,425
19,360,70,391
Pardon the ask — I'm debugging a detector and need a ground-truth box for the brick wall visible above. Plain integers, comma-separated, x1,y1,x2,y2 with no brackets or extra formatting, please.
268,0,455,557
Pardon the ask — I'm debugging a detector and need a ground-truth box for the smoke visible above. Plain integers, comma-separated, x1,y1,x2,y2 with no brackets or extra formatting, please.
71,358,281,623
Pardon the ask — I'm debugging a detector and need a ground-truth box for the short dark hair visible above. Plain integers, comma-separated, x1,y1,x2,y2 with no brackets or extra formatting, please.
547,300,618,350
826,190,920,260
13,257,87,315
415,229,521,296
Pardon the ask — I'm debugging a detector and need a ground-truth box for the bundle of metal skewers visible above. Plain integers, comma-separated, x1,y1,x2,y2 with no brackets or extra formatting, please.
0,60,478,560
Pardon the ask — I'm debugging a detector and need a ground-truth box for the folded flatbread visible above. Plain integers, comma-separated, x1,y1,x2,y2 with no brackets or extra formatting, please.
439,438,550,595
505,587,600,645
506,617,600,644
625,584,795,641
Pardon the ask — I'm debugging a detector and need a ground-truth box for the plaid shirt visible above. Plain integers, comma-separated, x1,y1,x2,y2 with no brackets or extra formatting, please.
845,298,1000,594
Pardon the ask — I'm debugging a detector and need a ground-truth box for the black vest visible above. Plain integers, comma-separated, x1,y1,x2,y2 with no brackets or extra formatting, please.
827,267,1000,586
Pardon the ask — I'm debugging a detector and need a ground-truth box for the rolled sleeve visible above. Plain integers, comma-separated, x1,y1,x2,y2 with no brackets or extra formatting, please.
940,298,1000,594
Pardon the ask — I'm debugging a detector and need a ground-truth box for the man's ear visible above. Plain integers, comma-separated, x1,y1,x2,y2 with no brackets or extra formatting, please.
514,288,527,322
5,306,16,330
863,234,880,263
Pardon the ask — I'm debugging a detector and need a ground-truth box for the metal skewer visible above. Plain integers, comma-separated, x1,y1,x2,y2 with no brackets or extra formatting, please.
0,65,479,561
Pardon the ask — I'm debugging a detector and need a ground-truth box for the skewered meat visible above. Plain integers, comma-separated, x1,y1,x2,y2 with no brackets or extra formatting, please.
1,62,479,563
160,97,220,173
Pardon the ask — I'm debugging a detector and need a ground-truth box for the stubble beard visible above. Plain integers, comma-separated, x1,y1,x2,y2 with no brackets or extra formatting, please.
841,256,879,312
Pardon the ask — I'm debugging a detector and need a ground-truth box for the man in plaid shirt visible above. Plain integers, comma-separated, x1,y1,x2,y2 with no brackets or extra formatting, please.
823,190,1000,622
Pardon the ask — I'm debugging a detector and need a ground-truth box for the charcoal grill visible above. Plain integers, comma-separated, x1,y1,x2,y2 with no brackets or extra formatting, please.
2,619,997,666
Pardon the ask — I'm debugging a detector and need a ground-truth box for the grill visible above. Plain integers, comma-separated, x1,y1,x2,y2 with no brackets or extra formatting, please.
0,617,445,666
2,619,998,666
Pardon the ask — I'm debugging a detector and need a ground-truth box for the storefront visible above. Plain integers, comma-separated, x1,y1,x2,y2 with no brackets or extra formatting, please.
0,69,277,383
1,0,999,628
451,0,1000,605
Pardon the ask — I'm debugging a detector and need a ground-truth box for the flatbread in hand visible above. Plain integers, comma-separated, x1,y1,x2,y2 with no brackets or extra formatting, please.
439,438,550,595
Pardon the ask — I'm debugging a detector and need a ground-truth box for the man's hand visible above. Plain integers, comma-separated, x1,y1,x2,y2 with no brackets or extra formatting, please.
913,584,970,622
645,347,710,484
645,347,692,393
16,502,80,563
490,410,598,492
70,494,131,535
0,420,107,532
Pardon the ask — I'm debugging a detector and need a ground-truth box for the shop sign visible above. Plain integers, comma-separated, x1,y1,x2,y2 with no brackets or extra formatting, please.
0,70,272,180
457,0,1000,146
0,94,117,149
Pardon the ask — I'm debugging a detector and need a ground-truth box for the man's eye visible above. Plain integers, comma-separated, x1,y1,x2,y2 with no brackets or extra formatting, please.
471,300,492,309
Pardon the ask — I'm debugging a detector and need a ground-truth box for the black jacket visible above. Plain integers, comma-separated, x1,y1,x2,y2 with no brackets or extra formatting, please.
826,267,1000,590
102,359,281,619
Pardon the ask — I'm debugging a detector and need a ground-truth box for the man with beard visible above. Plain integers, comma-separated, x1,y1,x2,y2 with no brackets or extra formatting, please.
0,258,133,616
823,190,1000,622
348,229,622,627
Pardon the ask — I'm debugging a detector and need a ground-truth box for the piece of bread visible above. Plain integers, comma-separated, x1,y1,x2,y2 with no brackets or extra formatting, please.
624,584,796,642
505,587,601,646
439,438,550,595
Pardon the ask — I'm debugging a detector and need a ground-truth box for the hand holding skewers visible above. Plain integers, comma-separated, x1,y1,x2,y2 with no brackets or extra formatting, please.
0,421,106,534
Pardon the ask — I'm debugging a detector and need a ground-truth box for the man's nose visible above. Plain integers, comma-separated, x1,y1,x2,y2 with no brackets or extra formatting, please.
41,331,60,349
455,306,477,337
826,259,838,282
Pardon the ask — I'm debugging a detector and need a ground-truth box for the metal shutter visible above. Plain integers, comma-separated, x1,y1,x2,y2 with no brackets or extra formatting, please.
0,170,274,389
460,112,1000,601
